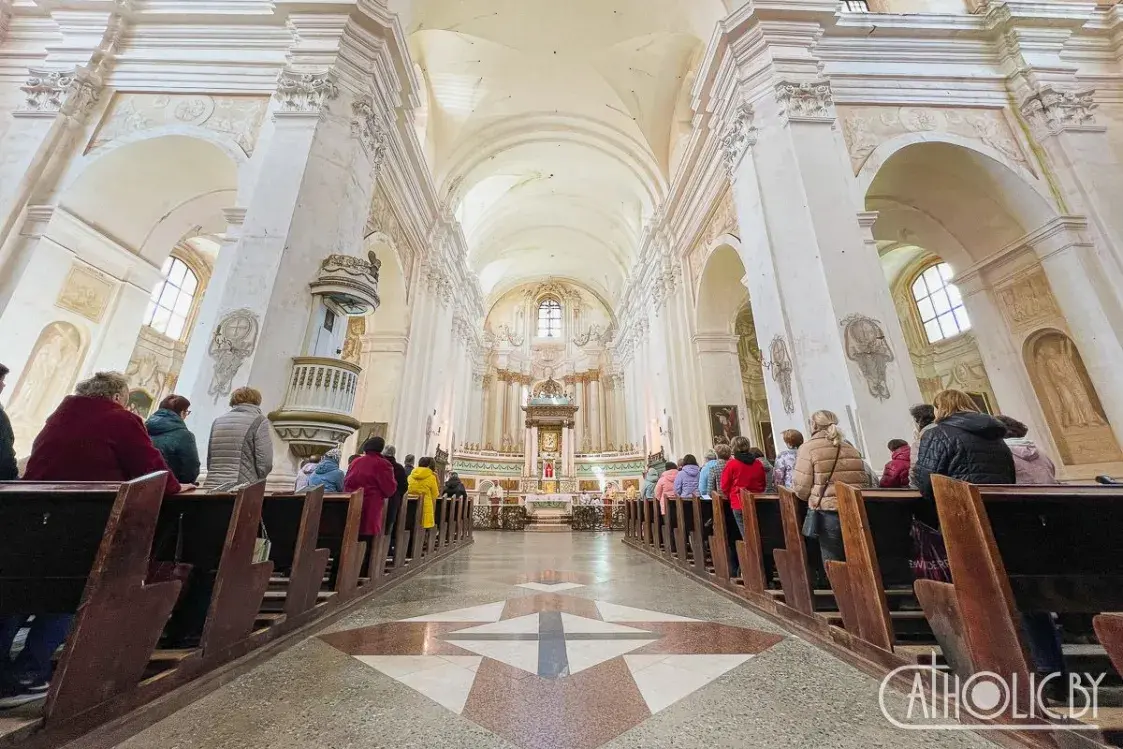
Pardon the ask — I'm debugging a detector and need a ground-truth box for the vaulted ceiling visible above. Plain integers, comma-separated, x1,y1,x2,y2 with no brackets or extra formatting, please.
393,0,732,300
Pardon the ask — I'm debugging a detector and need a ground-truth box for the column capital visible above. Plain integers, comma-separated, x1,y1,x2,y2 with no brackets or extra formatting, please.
17,66,102,120
774,79,835,124
274,68,340,119
1020,85,1101,140
719,102,757,176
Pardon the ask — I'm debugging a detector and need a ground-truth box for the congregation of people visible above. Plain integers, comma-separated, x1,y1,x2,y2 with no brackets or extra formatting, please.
640,387,1065,684
0,365,461,709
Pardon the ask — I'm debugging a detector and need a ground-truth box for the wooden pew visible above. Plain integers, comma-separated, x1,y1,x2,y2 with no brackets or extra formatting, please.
0,474,180,724
709,490,733,583
392,494,413,571
773,487,814,617
918,477,1123,702
734,489,782,601
670,495,691,567
687,497,707,576
259,486,331,625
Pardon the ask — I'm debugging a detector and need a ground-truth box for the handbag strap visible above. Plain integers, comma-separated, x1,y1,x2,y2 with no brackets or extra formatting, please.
818,444,843,501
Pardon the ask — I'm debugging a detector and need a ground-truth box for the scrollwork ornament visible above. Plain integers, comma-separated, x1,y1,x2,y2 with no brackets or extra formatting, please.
20,67,102,118
775,80,835,122
351,95,389,174
1020,85,1097,139
275,69,339,114
719,102,757,175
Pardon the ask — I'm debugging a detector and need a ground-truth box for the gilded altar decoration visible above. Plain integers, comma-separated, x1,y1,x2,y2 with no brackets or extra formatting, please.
208,308,259,400
532,377,565,399
56,263,115,322
842,314,895,401
341,316,366,364
538,427,561,455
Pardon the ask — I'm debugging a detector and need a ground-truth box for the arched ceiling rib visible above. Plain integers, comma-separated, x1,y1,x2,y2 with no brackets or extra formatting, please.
400,0,727,298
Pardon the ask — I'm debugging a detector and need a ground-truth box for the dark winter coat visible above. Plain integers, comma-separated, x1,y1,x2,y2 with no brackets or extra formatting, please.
145,408,201,484
306,457,345,493
913,412,1015,505
0,405,16,480
442,478,468,499
24,395,181,494
879,444,911,488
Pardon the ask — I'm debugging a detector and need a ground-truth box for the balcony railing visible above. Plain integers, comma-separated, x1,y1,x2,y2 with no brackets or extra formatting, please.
282,357,361,414
269,357,362,457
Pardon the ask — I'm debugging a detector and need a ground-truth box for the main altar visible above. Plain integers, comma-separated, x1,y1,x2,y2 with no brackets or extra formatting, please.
521,376,578,496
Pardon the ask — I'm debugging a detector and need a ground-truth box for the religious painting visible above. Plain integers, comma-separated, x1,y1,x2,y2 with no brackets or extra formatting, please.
56,263,115,322
1025,330,1122,465
538,427,561,455
709,405,741,446
356,422,388,449
759,421,776,461
542,459,556,479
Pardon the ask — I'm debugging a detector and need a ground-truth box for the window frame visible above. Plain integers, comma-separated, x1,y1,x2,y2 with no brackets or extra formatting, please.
536,297,563,339
143,256,199,342
910,262,971,345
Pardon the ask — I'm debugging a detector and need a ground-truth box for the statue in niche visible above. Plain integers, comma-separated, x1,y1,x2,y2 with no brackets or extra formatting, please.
208,308,259,401
1033,334,1107,429
842,314,895,401
770,336,796,415
8,322,84,451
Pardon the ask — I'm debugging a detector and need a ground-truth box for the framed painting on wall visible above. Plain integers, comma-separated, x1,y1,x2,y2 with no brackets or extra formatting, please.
709,405,741,446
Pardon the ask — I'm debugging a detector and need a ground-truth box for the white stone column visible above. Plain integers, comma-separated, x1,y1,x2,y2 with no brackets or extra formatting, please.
589,376,602,452
561,425,572,475
177,70,389,482
724,82,916,462
575,378,586,452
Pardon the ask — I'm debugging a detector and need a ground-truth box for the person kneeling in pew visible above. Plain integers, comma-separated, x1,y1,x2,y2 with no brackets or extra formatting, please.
0,372,192,709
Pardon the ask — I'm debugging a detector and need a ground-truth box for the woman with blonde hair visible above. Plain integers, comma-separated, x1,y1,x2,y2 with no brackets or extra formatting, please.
791,409,870,566
913,389,1014,506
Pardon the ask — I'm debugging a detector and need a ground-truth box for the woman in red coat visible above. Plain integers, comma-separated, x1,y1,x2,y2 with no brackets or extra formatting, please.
879,439,911,488
718,436,766,579
2,372,186,708
344,436,398,538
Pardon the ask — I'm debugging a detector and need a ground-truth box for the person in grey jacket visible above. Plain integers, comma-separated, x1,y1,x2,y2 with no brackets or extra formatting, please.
204,386,273,489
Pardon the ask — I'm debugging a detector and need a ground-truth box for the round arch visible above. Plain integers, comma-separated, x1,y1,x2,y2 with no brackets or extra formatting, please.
695,243,748,333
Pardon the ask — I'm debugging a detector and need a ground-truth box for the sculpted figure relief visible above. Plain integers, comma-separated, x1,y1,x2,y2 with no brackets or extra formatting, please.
208,308,259,401
842,314,895,401
1034,334,1106,429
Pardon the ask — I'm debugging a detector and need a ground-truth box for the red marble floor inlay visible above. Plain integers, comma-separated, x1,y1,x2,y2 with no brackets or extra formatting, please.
320,593,784,749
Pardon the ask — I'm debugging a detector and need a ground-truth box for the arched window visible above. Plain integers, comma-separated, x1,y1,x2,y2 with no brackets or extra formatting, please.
912,262,970,343
537,298,562,338
144,257,198,340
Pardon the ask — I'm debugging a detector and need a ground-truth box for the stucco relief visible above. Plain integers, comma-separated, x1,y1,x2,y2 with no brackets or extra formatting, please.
341,316,366,364
88,93,269,155
367,185,415,283
8,322,85,452
208,308,259,401
1026,331,1121,465
995,270,1061,333
687,189,739,294
838,105,1028,174
769,336,796,415
56,263,115,322
842,314,895,401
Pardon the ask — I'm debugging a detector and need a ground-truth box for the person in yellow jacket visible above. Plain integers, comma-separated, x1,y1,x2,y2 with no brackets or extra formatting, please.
407,457,440,529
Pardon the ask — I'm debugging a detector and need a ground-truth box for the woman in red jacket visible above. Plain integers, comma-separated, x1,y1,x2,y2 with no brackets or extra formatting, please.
718,436,766,579
879,439,911,488
2,372,187,708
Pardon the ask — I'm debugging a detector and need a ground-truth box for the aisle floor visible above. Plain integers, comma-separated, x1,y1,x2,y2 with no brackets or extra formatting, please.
117,532,994,749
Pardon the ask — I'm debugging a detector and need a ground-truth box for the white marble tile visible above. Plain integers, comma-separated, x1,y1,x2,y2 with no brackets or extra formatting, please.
403,601,507,622
657,654,753,679
353,655,451,679
516,582,585,592
621,654,670,673
449,612,540,635
595,601,699,623
623,658,715,714
450,639,540,675
565,638,653,675
396,659,482,714
559,613,652,636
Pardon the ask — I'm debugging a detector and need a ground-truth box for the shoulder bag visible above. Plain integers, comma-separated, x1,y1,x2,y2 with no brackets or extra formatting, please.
802,443,842,539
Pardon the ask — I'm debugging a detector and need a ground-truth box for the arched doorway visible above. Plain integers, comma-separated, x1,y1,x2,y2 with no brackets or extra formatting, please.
865,138,1123,475
694,242,772,453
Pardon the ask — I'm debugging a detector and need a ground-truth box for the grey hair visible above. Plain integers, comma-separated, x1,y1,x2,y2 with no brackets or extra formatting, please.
75,371,129,400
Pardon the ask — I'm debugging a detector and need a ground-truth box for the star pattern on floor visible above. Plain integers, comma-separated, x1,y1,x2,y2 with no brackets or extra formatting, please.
320,593,784,749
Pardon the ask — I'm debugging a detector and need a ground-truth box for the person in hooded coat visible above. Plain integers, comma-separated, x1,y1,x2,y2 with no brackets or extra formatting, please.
654,461,679,516
720,436,766,537
407,457,441,529
642,464,660,499
913,389,1015,505
306,447,345,493
996,415,1057,486
673,455,701,497
442,472,468,500
344,436,398,541
294,456,319,492
879,439,911,488
146,394,200,485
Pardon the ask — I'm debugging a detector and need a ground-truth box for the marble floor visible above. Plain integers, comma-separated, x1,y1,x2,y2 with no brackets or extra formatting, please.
116,532,996,749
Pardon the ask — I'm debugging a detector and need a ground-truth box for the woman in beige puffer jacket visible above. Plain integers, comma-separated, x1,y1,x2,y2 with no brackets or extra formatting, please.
791,410,870,566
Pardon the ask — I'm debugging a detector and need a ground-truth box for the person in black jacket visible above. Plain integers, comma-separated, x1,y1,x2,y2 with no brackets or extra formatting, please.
442,472,468,500
913,388,1015,507
383,445,409,553
0,364,17,480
